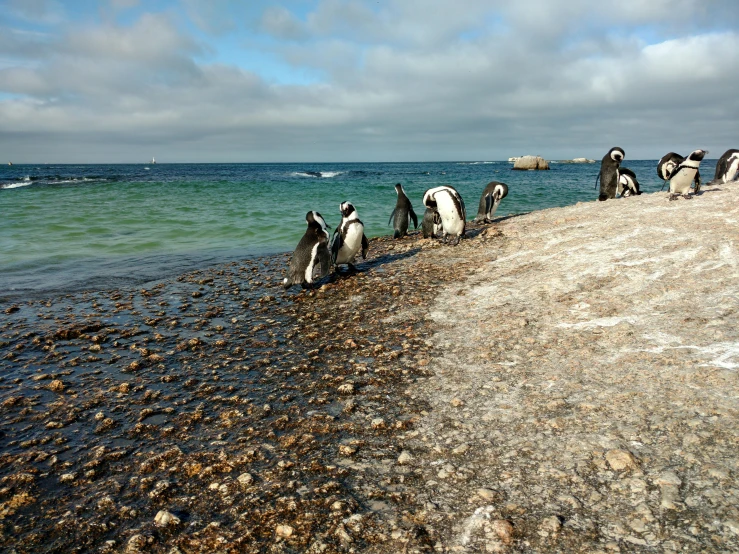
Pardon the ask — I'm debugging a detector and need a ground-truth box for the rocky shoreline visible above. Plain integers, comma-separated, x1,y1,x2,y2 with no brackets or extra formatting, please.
2,182,738,553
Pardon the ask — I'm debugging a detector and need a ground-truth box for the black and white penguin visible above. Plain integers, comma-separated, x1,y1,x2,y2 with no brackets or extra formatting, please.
657,152,684,182
617,168,641,197
330,202,369,272
388,183,418,238
713,149,739,184
422,185,466,245
474,181,508,222
283,211,332,289
421,207,442,239
667,149,706,200
597,147,624,201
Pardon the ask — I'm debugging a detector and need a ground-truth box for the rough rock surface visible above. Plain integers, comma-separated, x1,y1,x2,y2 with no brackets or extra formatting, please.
512,156,550,170
398,182,739,552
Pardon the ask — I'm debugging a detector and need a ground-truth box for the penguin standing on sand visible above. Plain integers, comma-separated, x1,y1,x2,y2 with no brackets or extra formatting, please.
283,211,332,289
331,202,369,272
617,168,641,197
422,208,442,239
597,147,625,201
667,149,706,200
423,185,466,245
388,183,418,238
713,149,739,184
474,181,508,222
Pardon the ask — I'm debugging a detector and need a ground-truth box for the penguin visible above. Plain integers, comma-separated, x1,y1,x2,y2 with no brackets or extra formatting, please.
597,147,624,201
330,202,369,272
474,181,509,222
713,149,739,184
388,183,418,238
667,149,706,200
422,185,466,245
283,211,332,289
422,207,442,239
657,152,684,182
617,168,641,197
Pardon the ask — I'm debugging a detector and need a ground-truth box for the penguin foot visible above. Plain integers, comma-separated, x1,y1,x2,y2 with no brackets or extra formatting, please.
683,194,693,200
450,236,461,246
668,194,679,201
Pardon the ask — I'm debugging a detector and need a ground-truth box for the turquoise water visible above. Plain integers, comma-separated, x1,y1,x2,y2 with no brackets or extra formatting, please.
0,160,717,296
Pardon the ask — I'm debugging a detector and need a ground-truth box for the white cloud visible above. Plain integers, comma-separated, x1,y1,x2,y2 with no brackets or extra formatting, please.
0,0,738,162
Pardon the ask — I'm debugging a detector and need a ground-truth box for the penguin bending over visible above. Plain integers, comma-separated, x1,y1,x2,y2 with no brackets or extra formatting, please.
422,185,466,245
474,181,508,222
283,211,332,289
617,168,641,197
657,152,684,182
388,183,418,238
330,202,369,272
713,149,739,184
668,149,706,200
422,207,442,239
597,147,624,201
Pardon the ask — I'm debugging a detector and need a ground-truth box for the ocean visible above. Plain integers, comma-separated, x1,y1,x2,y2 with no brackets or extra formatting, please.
0,159,717,298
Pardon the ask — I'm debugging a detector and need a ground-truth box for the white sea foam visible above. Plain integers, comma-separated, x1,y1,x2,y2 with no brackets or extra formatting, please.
2,181,33,189
293,171,345,178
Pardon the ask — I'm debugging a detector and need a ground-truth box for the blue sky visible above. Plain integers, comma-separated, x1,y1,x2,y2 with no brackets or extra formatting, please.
1,0,738,162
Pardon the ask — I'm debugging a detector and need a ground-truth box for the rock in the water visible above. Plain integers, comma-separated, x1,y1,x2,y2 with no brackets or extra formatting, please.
154,510,180,526
513,155,550,170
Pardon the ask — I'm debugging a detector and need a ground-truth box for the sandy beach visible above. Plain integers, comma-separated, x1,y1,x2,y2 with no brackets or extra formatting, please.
2,182,739,553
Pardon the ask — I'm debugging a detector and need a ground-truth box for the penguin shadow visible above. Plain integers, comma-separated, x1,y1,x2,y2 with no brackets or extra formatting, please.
349,246,422,274
465,213,529,239
693,186,724,196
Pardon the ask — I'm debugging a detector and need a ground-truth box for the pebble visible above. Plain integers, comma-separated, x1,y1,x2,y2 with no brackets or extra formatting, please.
605,449,638,471
397,451,413,465
154,510,180,526
275,524,294,538
237,472,254,487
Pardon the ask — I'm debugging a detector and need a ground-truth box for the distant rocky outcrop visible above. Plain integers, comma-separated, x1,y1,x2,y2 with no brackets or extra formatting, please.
513,155,550,170
559,157,596,164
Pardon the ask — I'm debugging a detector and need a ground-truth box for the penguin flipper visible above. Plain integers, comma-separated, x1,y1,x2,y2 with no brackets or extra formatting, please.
361,234,369,259
388,209,397,226
330,231,342,265
409,207,418,229
694,170,701,193
318,245,331,279
484,193,493,219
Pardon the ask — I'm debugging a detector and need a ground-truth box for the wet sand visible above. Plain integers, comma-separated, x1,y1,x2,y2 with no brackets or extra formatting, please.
0,227,490,553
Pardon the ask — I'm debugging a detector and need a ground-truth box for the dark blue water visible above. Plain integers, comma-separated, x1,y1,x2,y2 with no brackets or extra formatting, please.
0,160,717,297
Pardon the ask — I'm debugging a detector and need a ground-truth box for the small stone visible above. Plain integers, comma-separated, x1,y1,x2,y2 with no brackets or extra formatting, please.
452,443,469,455
605,449,638,471
59,473,76,483
338,383,355,395
538,516,562,536
450,398,465,407
654,471,681,486
371,418,385,429
339,444,357,457
491,519,514,544
127,534,146,552
154,510,180,526
477,488,498,501
49,380,65,392
94,411,105,421
397,451,413,464
276,524,294,538
237,472,254,487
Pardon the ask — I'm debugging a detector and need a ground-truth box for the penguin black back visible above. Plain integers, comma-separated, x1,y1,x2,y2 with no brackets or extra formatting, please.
598,147,624,201
713,149,739,184
388,183,418,238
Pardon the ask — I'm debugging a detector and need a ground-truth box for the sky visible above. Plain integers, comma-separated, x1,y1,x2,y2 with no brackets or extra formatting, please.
0,0,737,163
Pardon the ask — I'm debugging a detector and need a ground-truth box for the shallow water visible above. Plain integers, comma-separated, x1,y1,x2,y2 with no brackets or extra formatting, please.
0,160,717,297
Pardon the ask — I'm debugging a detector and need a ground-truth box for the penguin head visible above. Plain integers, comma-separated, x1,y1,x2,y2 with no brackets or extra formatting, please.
687,149,707,162
423,190,437,209
609,147,625,164
394,183,404,195
306,210,329,230
339,202,356,218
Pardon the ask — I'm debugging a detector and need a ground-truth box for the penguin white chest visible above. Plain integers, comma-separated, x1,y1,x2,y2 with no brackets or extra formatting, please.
336,223,363,264
669,168,697,194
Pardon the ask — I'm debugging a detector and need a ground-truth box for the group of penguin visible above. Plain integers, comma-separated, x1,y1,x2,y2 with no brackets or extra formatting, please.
284,146,739,289
598,146,739,202
282,180,509,289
